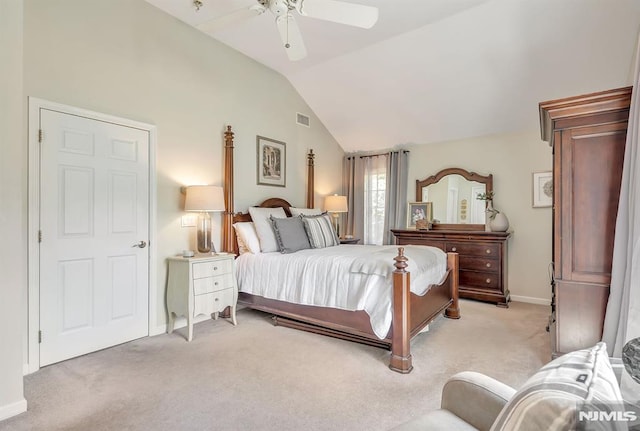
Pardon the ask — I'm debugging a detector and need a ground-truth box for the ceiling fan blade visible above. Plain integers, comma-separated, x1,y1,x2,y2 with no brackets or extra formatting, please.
276,13,307,61
196,5,266,34
296,0,378,29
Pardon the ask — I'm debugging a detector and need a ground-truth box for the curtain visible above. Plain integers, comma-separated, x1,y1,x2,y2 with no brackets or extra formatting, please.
601,35,640,402
383,151,409,245
363,155,388,244
343,155,365,242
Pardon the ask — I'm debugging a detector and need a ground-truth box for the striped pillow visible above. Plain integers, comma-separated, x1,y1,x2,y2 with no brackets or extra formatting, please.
490,342,623,431
301,213,339,248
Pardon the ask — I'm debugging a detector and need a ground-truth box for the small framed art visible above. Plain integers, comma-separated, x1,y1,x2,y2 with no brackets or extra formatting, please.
257,135,286,187
407,202,433,229
532,171,553,208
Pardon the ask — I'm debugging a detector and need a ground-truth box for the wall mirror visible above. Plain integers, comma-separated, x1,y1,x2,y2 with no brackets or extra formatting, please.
416,167,493,231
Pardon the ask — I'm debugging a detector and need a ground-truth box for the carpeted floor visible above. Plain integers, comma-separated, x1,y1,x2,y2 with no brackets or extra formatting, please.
1,299,551,431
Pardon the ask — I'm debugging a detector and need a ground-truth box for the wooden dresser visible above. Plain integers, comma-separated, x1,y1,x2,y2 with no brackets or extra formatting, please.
391,229,511,306
539,87,629,356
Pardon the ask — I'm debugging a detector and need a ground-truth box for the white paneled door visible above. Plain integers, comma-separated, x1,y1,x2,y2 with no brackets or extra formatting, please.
39,109,150,366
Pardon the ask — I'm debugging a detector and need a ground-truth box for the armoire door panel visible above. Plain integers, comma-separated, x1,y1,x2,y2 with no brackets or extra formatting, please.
555,280,608,354
560,124,626,284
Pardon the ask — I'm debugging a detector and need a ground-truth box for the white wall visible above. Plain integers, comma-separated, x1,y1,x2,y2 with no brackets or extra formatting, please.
0,0,28,420
407,129,553,303
22,0,343,336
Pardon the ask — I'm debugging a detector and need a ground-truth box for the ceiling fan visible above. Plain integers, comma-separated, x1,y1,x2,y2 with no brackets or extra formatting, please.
195,0,379,61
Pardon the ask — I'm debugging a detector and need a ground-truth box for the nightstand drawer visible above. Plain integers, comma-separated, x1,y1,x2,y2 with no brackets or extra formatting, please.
446,242,499,257
193,288,235,316
192,259,232,279
193,273,233,295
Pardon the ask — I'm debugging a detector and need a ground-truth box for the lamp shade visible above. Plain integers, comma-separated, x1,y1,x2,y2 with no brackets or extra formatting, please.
184,185,225,212
324,194,348,213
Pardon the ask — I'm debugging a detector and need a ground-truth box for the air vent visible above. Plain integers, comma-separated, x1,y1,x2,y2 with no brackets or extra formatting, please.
296,112,310,127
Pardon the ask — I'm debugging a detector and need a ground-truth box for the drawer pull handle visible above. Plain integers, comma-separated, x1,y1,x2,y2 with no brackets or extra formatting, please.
486,263,491,268
214,282,218,286
213,266,218,271
451,247,457,252
215,298,219,302
486,249,491,254
486,278,491,284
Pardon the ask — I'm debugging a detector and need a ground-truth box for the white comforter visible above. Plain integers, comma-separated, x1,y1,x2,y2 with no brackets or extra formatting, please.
235,245,447,339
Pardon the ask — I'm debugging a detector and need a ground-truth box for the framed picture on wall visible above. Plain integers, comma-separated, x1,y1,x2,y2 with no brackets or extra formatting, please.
532,171,553,208
257,136,286,187
407,202,433,229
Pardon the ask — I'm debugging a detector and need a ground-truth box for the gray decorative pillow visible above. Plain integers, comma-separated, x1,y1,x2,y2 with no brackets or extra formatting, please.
301,213,339,248
270,215,311,254
490,342,624,431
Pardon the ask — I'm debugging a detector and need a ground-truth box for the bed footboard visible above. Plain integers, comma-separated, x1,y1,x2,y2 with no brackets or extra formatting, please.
389,249,459,373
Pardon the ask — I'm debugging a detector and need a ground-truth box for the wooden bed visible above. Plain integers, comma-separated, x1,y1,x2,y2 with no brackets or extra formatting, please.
220,126,460,373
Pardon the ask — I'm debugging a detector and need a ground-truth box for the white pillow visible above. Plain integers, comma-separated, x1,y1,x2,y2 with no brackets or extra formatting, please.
290,207,322,216
248,207,287,252
233,222,261,254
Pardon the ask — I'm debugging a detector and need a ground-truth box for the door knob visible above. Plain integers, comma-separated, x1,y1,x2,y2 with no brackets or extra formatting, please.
133,240,147,248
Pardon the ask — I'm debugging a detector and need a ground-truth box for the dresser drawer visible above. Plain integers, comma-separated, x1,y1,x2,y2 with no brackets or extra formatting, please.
460,270,500,289
397,238,445,250
193,273,233,295
446,242,499,257
193,288,235,316
459,256,499,273
192,259,232,279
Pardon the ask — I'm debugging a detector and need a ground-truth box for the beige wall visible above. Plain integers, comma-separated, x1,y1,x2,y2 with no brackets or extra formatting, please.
0,0,27,420
22,0,343,334
407,129,553,303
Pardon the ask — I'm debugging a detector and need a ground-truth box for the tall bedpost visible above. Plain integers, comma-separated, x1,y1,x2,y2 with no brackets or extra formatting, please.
222,125,235,253
445,252,461,319
306,149,315,209
389,247,413,374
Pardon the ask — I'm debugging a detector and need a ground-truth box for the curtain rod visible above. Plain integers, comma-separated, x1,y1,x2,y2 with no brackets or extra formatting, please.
346,150,410,159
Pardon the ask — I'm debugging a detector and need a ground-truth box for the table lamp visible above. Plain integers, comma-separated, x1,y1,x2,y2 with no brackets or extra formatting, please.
324,194,348,238
184,185,225,253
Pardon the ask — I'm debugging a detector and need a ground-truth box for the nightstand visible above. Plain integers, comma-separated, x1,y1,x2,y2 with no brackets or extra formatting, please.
167,253,237,341
340,238,361,244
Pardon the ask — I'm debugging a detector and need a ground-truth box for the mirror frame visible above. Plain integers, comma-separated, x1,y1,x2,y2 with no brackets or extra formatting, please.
416,167,493,231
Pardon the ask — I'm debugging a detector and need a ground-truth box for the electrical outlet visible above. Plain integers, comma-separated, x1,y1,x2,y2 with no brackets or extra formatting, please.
181,214,197,227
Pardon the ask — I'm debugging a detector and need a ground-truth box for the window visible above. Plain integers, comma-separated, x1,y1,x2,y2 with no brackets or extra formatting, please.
363,156,387,245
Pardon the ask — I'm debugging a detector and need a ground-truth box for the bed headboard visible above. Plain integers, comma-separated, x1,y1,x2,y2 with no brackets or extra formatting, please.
221,126,313,254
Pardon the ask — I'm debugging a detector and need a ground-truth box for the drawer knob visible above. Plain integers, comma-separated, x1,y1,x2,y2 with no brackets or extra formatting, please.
214,282,218,286
486,249,491,254
215,298,219,302
486,263,491,268
213,266,218,271
486,278,492,284
451,247,457,252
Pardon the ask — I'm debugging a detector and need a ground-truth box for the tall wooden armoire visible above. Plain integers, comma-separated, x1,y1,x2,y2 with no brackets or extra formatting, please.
539,87,630,356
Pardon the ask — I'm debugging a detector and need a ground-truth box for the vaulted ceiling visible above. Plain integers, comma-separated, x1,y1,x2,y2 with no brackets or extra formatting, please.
146,0,640,152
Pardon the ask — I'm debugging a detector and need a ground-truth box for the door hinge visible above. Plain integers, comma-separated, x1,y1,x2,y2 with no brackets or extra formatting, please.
38,129,43,143
38,230,42,243
38,330,42,343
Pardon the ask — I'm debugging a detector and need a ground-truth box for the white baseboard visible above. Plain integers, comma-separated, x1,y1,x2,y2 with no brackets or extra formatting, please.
0,398,27,421
510,295,550,306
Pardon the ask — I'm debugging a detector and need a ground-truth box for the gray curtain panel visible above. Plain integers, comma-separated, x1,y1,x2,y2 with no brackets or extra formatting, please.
383,151,409,245
601,35,640,401
343,155,366,242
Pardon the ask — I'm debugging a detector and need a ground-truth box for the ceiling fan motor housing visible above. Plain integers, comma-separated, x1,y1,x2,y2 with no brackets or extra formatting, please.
267,0,290,16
